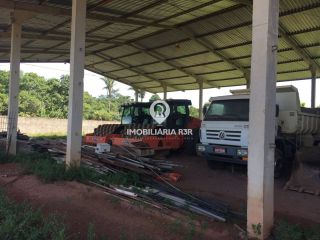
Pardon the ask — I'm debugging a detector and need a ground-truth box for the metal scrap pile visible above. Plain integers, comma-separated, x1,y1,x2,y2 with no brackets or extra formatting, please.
30,139,229,222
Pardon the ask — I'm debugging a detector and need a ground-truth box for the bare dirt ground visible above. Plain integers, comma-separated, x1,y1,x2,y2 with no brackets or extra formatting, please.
0,163,237,240
0,153,319,239
173,153,320,226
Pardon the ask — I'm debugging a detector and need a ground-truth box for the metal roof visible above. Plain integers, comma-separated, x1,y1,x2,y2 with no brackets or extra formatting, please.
0,0,319,93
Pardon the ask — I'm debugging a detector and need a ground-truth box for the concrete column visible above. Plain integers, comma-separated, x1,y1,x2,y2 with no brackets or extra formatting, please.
247,0,279,239
311,68,316,108
66,0,87,168
162,84,167,100
245,72,251,89
134,90,139,102
6,15,22,155
198,80,203,119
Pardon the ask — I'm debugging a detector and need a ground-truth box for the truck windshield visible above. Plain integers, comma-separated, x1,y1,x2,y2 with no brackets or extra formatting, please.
204,99,249,121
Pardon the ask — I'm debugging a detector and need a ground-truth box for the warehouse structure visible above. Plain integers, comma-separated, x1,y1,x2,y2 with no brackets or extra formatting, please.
0,0,319,238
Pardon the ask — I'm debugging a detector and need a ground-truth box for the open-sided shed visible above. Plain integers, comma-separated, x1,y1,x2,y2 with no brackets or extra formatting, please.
0,0,319,239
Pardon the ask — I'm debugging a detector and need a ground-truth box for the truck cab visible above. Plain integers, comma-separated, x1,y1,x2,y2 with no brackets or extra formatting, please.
197,86,320,177
197,94,250,165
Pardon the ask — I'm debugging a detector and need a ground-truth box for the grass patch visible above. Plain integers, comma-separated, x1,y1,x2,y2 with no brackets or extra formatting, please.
0,150,140,186
0,190,66,240
273,220,320,240
30,133,67,140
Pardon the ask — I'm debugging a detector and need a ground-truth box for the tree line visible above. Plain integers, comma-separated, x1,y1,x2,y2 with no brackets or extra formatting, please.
0,70,200,120
0,71,133,121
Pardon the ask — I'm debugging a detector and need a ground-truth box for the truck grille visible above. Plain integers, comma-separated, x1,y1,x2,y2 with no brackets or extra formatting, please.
206,129,241,142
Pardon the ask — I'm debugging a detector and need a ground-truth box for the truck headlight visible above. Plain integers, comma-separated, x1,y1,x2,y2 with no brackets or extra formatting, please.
237,149,248,157
197,144,206,152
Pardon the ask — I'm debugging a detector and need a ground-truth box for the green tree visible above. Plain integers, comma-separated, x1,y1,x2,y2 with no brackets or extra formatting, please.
149,94,161,101
101,77,118,98
0,71,132,121
189,106,199,118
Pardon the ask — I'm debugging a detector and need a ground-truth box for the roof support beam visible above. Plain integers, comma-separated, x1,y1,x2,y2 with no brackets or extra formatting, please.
0,31,123,44
179,27,250,80
0,0,171,28
95,52,180,91
279,25,320,73
86,66,150,92
232,0,320,73
131,43,217,88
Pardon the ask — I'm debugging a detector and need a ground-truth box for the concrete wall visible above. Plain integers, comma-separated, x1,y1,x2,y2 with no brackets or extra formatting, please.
0,116,118,135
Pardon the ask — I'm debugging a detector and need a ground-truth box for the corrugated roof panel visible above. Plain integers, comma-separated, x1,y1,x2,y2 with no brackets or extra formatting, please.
277,61,309,72
187,61,233,74
203,25,252,49
280,8,320,33
92,23,140,38
23,14,70,32
219,44,252,59
187,6,251,36
111,69,139,78
136,29,187,49
173,52,220,66
119,53,158,66
93,62,123,72
150,69,185,79
139,62,173,73
27,40,65,49
101,0,153,15
102,45,137,58
125,75,150,83
118,27,161,41
0,0,319,91
153,40,206,59
163,76,194,85
210,78,246,87
277,70,311,81
294,30,320,46
201,71,243,81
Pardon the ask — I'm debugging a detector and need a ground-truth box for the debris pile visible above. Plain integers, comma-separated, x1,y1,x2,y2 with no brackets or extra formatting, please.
30,139,229,222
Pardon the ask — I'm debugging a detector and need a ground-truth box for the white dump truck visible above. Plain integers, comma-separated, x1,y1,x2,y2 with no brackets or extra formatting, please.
197,86,320,180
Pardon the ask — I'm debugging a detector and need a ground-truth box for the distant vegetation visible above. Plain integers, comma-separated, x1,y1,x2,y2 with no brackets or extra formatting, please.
0,70,200,120
0,71,133,121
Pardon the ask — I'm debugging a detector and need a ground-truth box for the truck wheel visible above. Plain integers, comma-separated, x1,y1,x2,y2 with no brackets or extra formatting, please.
274,149,284,179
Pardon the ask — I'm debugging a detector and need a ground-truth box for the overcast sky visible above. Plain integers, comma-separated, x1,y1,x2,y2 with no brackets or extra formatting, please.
0,62,319,108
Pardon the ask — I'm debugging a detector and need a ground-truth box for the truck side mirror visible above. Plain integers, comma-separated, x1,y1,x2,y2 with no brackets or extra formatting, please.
276,105,279,117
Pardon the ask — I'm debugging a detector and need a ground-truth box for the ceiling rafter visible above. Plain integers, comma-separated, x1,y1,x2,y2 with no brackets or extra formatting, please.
130,43,217,88
179,27,250,78
0,0,170,28
232,0,320,73
88,0,320,68
279,25,320,73
85,65,151,93
89,0,225,54
34,0,170,66
94,52,181,91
